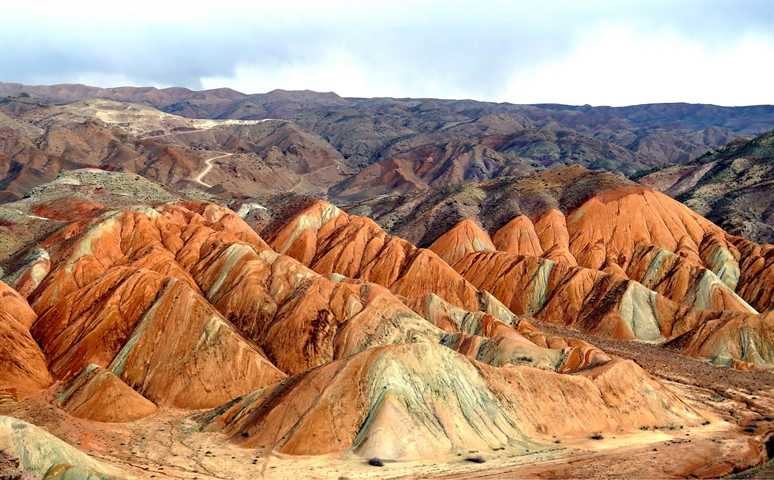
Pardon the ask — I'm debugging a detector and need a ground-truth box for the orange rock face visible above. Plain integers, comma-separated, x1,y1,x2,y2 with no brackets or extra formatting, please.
566,187,714,269
268,200,482,311
534,209,578,266
733,239,774,313
6,101,774,476
0,280,37,329
564,187,756,313
207,343,703,460
428,218,495,265
402,288,609,373
259,189,774,371
4,180,774,469
57,365,158,423
0,281,51,400
448,243,774,368
491,215,543,257
22,203,293,409
370,184,774,370
12,201,450,409
32,265,286,409
190,242,444,375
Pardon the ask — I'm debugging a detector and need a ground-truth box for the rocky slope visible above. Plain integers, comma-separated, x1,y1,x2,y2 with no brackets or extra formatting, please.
0,280,51,401
342,165,639,247
0,83,774,478
637,129,774,244
0,98,353,203
205,344,701,461
3,83,774,211
262,183,774,371
1,172,769,477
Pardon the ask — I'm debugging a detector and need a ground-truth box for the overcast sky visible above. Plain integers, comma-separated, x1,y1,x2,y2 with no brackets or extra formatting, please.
1,0,773,106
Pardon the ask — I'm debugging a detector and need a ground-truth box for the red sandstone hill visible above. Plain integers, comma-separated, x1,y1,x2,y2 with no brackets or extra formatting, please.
1,106,774,476
0,280,51,400
0,185,759,476
262,187,774,371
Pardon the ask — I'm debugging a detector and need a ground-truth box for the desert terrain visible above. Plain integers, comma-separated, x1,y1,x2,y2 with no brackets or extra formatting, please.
1,85,774,479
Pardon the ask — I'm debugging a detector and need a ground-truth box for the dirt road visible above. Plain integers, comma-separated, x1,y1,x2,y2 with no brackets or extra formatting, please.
193,153,232,187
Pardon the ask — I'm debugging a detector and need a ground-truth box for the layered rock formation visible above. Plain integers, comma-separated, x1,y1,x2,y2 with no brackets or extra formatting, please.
0,191,714,467
263,186,774,370
2,84,774,477
0,416,120,479
266,201,482,311
207,343,702,461
57,364,158,423
0,174,771,475
0,281,51,400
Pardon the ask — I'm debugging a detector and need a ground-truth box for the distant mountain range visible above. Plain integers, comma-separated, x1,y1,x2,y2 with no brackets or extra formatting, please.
1,81,774,238
3,82,774,479
638,130,774,243
3,81,773,174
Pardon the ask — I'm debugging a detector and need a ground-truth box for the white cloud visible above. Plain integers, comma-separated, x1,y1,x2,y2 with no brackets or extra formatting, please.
201,26,774,105
201,50,372,96
25,72,152,89
501,27,774,106
200,48,477,99
4,1,773,105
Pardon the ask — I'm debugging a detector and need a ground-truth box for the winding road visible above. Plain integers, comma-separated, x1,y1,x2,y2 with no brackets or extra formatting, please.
139,130,201,140
138,118,277,140
137,129,233,187
193,152,232,188
137,123,278,188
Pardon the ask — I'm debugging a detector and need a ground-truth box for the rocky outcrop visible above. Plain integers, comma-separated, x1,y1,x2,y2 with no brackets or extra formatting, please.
206,343,704,461
441,329,610,373
190,243,445,374
57,364,157,423
267,200,482,311
563,187,757,311
491,215,543,257
534,209,578,266
428,219,495,265
15,201,465,407
3,248,51,300
32,266,286,409
0,416,122,479
21,204,296,409
733,238,774,313
262,191,774,370
3,93,774,476
669,310,774,369
0,281,36,329
0,281,50,400
403,290,609,373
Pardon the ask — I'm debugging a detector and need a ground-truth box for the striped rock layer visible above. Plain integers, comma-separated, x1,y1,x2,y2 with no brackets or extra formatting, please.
0,187,762,464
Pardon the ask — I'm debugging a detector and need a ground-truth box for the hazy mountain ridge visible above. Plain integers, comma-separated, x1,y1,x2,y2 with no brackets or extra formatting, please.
637,129,774,243
3,84,774,250
4,82,773,184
